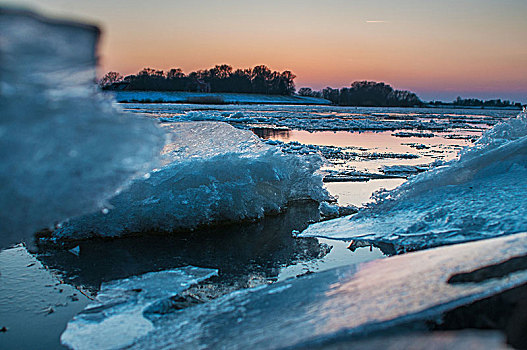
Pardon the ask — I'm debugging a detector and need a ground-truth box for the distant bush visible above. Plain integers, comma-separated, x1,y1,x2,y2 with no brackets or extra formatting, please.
428,97,523,109
320,81,423,107
186,95,225,104
298,87,322,98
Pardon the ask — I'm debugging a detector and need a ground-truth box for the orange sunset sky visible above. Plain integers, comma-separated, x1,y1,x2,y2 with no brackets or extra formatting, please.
4,0,527,102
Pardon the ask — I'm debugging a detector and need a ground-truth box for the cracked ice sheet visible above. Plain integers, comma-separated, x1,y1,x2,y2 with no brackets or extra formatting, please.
118,232,527,350
61,266,217,350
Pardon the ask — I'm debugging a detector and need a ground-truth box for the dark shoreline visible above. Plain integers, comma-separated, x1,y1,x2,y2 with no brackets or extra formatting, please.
116,96,523,109
119,99,332,106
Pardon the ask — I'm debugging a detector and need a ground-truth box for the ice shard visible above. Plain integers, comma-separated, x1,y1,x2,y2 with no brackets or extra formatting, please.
0,8,165,248
61,266,218,350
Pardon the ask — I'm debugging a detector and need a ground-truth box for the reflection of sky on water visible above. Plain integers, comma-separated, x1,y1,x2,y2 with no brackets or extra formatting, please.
255,128,471,183
251,127,291,141
0,246,90,350
325,179,405,207
277,238,385,282
254,129,470,154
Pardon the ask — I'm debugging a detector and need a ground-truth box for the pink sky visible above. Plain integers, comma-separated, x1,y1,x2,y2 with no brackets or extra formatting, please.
6,0,527,102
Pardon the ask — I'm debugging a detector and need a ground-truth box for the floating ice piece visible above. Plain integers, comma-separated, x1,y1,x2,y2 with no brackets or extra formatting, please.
53,122,329,239
301,112,527,252
380,164,428,175
0,8,164,248
68,246,80,256
392,131,435,138
263,139,420,163
318,202,340,218
319,202,358,219
61,266,217,350
124,232,527,349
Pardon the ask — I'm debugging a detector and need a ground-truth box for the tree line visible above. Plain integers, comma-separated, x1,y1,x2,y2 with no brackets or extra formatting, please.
298,81,423,107
101,67,423,107
100,67,522,108
99,65,296,95
429,97,523,109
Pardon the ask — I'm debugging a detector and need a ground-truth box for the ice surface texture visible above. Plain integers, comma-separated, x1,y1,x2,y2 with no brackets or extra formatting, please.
108,232,527,349
131,104,518,132
159,110,458,132
54,122,329,239
302,112,527,252
61,266,217,350
0,8,165,248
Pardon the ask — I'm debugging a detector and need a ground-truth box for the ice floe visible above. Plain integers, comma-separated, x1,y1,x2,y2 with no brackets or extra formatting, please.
301,111,527,252
52,122,329,240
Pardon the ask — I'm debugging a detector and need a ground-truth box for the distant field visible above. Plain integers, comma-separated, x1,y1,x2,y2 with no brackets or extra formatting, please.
109,91,332,105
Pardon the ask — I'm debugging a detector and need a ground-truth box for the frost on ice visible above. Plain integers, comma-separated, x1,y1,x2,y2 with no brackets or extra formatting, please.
61,266,217,350
0,8,164,248
54,122,330,240
301,111,527,253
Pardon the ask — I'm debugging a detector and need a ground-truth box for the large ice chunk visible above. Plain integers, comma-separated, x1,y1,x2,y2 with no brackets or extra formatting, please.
301,111,527,252
0,8,164,248
53,122,329,239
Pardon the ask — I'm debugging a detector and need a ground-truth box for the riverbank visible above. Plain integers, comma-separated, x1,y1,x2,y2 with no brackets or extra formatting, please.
109,91,332,105
109,91,524,110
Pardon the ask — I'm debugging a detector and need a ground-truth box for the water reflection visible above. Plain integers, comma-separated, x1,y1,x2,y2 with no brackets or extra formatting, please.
254,129,471,152
251,127,291,140
36,201,323,293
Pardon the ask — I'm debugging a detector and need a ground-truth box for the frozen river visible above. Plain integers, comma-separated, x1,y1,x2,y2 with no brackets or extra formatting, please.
1,103,525,349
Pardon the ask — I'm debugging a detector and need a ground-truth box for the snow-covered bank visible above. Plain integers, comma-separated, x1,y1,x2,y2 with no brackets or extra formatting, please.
111,91,331,105
53,122,329,240
0,8,164,248
301,111,527,252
